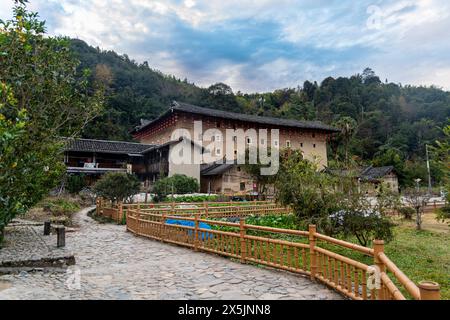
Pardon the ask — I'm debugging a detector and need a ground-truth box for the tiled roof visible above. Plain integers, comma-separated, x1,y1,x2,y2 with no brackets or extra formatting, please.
326,165,396,181
360,165,395,181
64,138,155,154
201,163,235,176
133,101,340,133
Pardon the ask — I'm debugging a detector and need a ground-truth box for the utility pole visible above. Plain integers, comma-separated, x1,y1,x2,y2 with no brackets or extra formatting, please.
425,144,432,195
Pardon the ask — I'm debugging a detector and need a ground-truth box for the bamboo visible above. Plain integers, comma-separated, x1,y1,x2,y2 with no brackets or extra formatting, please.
346,264,351,292
373,240,385,300
418,281,440,300
194,214,199,251
309,225,317,280
362,270,367,300
354,270,359,298
239,218,247,263
302,248,307,271
136,205,141,235
118,202,123,224
315,233,374,256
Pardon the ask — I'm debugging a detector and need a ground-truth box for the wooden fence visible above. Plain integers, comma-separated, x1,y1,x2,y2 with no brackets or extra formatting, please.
124,209,440,300
95,198,291,223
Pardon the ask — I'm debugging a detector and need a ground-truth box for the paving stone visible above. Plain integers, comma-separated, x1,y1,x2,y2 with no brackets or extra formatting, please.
0,207,343,300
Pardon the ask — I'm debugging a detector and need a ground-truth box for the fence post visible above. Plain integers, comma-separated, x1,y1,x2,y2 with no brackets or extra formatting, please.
194,213,200,251
136,204,141,235
418,281,440,300
204,201,209,218
309,224,317,280
161,212,166,242
373,240,385,300
44,221,51,236
118,201,123,224
240,218,247,263
56,226,65,247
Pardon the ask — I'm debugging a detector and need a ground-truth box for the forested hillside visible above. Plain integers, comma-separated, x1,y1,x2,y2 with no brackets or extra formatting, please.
71,39,450,187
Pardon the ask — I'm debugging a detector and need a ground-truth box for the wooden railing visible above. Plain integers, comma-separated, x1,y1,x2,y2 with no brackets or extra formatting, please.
124,209,440,300
95,198,291,223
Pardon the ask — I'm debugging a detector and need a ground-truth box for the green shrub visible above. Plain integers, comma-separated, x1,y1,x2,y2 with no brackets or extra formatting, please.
398,206,415,220
41,198,81,216
66,174,87,194
436,205,450,226
166,194,218,203
93,172,141,203
153,174,199,201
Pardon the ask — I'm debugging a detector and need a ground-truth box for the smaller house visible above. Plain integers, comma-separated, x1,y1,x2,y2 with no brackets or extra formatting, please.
200,161,255,195
359,165,399,194
64,138,153,183
63,137,203,188
326,165,399,194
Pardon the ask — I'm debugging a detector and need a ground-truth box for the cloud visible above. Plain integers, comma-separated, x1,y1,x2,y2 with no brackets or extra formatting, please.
1,0,449,91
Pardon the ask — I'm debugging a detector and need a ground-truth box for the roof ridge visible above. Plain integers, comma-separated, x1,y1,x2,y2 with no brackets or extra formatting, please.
133,101,339,134
65,137,153,146
173,101,329,126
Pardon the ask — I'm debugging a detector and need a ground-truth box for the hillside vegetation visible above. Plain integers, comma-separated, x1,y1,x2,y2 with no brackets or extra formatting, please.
71,40,450,187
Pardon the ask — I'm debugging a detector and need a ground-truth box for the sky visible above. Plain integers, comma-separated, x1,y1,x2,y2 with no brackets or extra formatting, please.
1,0,450,92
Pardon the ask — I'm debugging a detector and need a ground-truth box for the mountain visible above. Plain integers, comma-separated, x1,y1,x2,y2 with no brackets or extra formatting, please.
71,39,450,186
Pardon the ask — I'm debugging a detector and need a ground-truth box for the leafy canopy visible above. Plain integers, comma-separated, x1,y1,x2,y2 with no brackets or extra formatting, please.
153,174,200,201
93,172,140,203
0,0,103,236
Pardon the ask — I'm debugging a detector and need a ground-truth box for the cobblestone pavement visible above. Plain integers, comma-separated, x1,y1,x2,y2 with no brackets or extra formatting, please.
0,220,73,269
0,207,343,300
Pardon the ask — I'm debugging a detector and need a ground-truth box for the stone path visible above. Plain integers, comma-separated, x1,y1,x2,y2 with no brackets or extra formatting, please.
0,220,74,270
0,207,343,300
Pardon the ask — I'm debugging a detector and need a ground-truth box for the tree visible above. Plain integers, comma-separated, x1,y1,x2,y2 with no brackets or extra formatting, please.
403,187,430,230
362,68,381,85
430,120,450,185
93,173,140,203
0,1,103,238
276,151,395,245
241,147,277,198
275,150,341,223
333,116,357,165
152,174,199,201
431,120,450,225
202,82,241,112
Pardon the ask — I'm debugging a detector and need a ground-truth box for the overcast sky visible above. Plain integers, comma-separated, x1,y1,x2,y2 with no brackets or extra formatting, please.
1,0,450,92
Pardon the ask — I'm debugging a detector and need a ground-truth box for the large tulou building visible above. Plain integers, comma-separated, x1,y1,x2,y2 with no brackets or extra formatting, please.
64,101,339,195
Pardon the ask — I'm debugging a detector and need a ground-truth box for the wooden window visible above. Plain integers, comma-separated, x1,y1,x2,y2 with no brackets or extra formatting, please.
286,140,291,148
240,182,245,191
